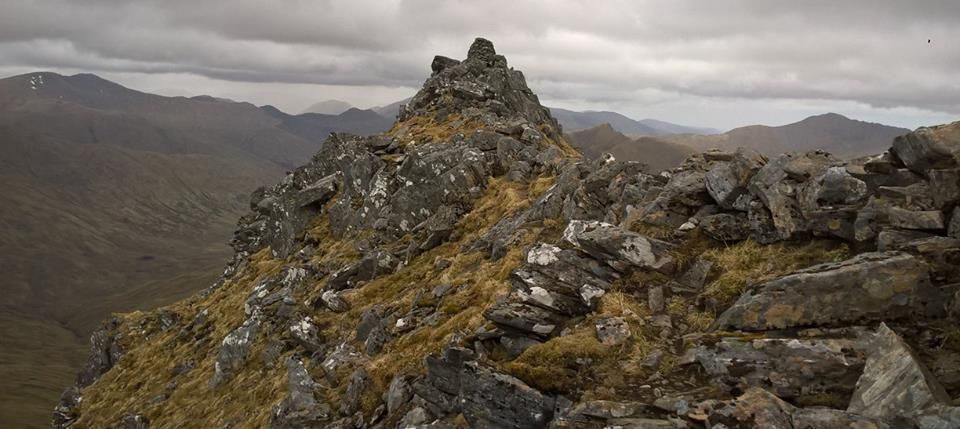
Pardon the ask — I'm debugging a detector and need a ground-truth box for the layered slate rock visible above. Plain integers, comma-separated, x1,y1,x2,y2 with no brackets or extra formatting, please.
848,324,951,422
415,347,555,429
714,251,941,331
689,330,870,401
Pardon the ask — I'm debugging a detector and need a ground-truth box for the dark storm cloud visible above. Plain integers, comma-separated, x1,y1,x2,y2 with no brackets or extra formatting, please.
1,0,958,124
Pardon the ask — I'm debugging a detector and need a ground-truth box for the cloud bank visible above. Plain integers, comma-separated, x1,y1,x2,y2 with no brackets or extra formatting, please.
1,0,958,129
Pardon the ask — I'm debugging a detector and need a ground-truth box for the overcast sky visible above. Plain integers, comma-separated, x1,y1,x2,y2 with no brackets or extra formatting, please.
1,0,958,130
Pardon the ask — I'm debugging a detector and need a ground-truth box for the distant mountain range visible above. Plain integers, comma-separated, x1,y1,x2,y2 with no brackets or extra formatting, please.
566,124,695,171
0,71,392,427
548,107,722,136
660,113,910,158
301,99,353,115
298,98,720,136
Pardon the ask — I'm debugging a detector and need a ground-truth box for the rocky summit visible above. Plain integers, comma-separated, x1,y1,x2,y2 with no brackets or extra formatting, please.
56,38,960,429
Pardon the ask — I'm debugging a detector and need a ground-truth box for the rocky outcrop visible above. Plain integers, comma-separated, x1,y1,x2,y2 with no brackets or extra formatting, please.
270,357,332,428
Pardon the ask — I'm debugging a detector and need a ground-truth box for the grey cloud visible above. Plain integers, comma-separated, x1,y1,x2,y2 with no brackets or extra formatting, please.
1,0,958,128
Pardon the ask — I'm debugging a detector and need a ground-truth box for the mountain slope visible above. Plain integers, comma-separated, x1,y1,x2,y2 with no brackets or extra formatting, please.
59,38,960,429
567,123,695,171
0,72,390,428
663,113,910,158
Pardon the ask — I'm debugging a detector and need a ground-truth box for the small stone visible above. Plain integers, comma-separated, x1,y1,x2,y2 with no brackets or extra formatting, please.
595,317,631,346
648,285,665,313
320,290,350,313
642,349,665,370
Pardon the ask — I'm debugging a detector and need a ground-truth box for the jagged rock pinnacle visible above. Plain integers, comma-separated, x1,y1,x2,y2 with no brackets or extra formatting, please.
466,37,497,62
401,37,563,143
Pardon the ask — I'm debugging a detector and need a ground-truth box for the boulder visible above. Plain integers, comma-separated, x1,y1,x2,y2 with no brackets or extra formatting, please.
714,252,941,331
320,290,351,313
699,212,751,242
891,236,960,283
848,324,951,422
690,331,870,401
510,243,616,316
705,148,766,209
891,121,960,174
877,229,936,251
484,302,566,339
459,362,555,429
748,152,835,241
211,315,261,386
385,375,413,414
339,368,369,416
797,166,869,212
641,169,712,228
563,220,675,273
270,357,331,429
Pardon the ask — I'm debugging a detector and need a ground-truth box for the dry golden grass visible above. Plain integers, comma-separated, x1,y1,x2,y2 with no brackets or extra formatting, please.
700,239,849,309
73,248,291,428
504,229,850,400
387,114,483,146
73,174,560,427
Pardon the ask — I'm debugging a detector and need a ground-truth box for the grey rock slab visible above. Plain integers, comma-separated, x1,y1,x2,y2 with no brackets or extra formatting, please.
714,251,940,331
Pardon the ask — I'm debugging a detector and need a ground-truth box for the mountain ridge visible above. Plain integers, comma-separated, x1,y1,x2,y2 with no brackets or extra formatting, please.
663,112,910,158
55,38,960,429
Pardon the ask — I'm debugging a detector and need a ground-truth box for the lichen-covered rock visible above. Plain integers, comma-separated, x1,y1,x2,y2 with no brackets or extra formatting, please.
76,317,123,388
690,331,870,401
270,357,331,428
696,388,889,429
848,324,951,423
52,386,81,429
563,220,675,273
705,148,766,209
459,362,555,429
699,212,751,242
747,151,836,241
890,236,960,284
211,315,261,386
594,317,631,346
385,375,413,415
641,169,712,228
714,252,941,331
319,290,351,313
